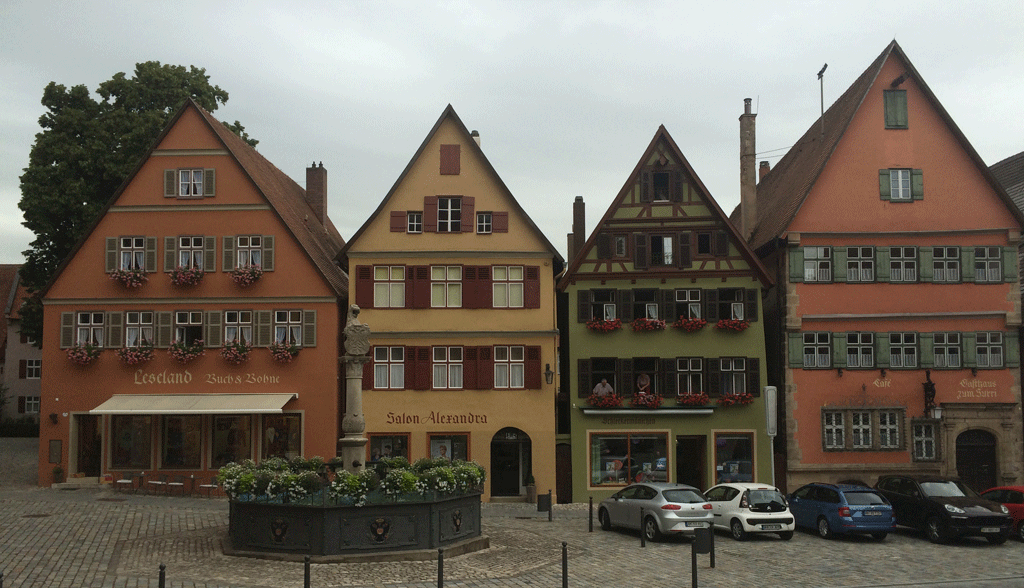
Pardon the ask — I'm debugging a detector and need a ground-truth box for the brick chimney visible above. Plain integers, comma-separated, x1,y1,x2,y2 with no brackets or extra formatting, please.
306,162,327,224
739,99,757,241
759,161,771,181
571,196,585,262
471,130,480,147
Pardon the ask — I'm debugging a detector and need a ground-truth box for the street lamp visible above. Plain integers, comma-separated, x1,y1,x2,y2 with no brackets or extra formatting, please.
544,364,555,385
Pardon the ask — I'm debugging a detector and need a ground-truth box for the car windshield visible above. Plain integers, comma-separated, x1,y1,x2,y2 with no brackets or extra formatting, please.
748,489,786,506
844,491,887,506
920,481,974,498
663,489,706,504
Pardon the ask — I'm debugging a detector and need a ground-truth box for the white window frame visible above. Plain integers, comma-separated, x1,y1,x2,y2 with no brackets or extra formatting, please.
890,247,917,282
125,311,154,347
846,247,874,282
374,266,406,308
77,312,104,346
933,332,961,368
179,169,204,197
177,236,204,270
236,235,262,268
274,310,303,346
889,332,917,368
846,332,874,368
374,346,405,389
824,411,845,450
437,197,461,232
120,237,146,271
224,310,253,345
430,266,462,308
676,358,702,395
974,247,1001,283
803,332,831,368
432,346,463,389
976,332,1003,368
174,311,203,345
804,246,832,282
26,359,41,379
613,235,628,258
493,346,525,389
676,289,701,319
890,169,911,201
851,411,872,449
879,411,900,449
407,212,423,234
651,236,673,266
933,246,960,282
720,357,745,396
492,266,524,308
913,422,937,460
476,212,492,234
24,396,41,413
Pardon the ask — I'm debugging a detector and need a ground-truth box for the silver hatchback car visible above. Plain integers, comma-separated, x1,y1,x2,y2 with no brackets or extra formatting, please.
598,482,713,541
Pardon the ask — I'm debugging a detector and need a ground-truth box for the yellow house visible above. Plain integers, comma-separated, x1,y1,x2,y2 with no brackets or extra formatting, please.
338,106,564,501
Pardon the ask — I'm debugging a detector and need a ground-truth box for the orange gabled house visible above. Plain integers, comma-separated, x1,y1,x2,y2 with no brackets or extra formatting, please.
741,41,1024,492
38,99,348,487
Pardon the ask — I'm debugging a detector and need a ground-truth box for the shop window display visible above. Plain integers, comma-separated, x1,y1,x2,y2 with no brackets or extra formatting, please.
428,434,468,461
212,415,251,468
369,434,409,462
111,415,153,469
714,433,753,484
262,414,301,459
590,433,667,486
162,415,201,469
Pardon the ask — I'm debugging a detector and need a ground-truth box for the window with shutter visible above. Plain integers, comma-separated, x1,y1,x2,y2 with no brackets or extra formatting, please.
883,89,908,129
390,211,406,232
633,234,648,270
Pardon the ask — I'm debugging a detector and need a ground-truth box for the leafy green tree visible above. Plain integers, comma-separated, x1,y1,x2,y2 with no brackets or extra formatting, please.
17,62,257,344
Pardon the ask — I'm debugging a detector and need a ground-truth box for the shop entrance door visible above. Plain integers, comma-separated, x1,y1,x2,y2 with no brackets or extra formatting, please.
676,435,706,490
490,428,531,497
956,429,997,493
76,414,101,477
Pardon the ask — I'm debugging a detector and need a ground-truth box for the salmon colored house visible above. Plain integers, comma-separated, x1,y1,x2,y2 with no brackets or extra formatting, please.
740,41,1024,491
38,99,347,487
339,106,564,502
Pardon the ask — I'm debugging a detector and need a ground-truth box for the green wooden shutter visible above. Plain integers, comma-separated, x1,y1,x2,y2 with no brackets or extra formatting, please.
262,235,275,271
911,169,924,200
678,232,692,269
962,247,976,281
1005,331,1019,368
879,170,892,201
577,359,591,399
884,90,908,128
576,289,592,323
919,332,935,368
707,358,720,397
255,310,273,346
155,312,173,348
203,236,216,272
746,358,760,395
876,333,891,368
633,233,648,270
204,311,223,347
105,311,123,348
1002,247,1018,282
164,237,177,271
105,237,118,272
744,289,758,322
705,289,719,321
617,289,633,322
788,333,804,368
660,289,675,322
144,237,157,272
833,247,848,282
661,358,677,396
876,247,891,281
963,332,977,368
61,312,75,348
617,358,633,396
302,310,317,347
204,169,215,197
832,332,847,368
223,236,235,271
919,247,934,281
164,170,177,197
789,248,804,282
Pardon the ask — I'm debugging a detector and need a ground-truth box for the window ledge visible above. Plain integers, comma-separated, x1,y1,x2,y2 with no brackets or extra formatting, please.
580,407,713,416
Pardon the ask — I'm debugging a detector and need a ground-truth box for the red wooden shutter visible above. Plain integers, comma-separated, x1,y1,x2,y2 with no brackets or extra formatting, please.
524,266,540,308
355,266,374,308
411,266,430,308
440,144,460,175
640,170,652,203
20,332,28,344
670,170,683,202
715,231,729,257
492,212,509,233
461,197,475,233
19,360,27,379
678,232,692,268
404,346,416,389
478,266,492,309
390,211,406,232
525,346,542,389
363,348,375,389
634,233,648,269
18,396,26,413
415,347,431,390
423,197,438,232
463,267,478,309
463,347,479,390
478,346,493,389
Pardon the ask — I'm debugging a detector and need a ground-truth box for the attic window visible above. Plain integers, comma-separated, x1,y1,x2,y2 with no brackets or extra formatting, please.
653,172,670,201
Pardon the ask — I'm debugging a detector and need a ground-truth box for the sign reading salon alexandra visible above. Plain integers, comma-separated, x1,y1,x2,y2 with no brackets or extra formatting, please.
387,411,488,424
134,369,281,386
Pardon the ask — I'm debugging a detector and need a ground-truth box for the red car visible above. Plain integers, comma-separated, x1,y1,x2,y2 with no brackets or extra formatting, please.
980,486,1024,541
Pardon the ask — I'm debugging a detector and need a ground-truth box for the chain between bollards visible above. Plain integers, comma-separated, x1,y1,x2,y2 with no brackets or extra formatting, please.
548,490,553,522
639,507,645,547
158,563,166,588
1,570,4,588
561,541,568,588
304,555,311,588
588,496,593,532
437,547,444,588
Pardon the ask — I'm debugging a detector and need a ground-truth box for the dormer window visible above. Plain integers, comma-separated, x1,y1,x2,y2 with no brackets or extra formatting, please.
164,168,215,198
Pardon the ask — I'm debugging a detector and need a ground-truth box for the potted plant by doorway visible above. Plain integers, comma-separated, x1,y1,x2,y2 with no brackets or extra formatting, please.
525,474,537,503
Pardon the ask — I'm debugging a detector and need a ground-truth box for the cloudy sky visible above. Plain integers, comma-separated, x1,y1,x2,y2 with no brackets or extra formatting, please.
2,1,1022,265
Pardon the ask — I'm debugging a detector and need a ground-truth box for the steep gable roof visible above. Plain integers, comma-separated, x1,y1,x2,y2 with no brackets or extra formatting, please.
338,105,564,272
746,40,1024,251
558,125,772,290
990,151,1024,213
0,264,20,351
43,99,347,296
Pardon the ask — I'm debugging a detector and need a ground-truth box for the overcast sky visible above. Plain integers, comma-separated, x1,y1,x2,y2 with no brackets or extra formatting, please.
2,1,1022,266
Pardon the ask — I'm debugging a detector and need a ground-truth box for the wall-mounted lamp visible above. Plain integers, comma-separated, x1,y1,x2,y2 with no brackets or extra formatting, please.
48,413,59,424
880,368,887,378
930,406,944,420
836,368,843,378
544,364,555,385
971,368,978,377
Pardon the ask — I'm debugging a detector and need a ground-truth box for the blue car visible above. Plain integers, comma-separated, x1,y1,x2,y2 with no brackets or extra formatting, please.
788,483,896,540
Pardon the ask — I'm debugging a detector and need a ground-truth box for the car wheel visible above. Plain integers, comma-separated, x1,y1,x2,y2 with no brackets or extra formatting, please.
1018,522,1024,542
598,509,611,531
987,533,1008,545
870,532,888,541
817,517,832,539
778,531,794,541
925,516,948,544
643,516,663,542
730,519,746,541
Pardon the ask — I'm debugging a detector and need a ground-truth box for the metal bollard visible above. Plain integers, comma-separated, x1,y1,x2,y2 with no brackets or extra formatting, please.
548,490,553,522
437,547,444,588
639,507,645,547
158,563,166,588
561,541,568,588
589,496,593,532
1,570,4,588
304,555,310,588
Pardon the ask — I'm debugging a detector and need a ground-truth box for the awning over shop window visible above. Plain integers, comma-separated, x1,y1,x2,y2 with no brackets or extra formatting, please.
90,393,298,415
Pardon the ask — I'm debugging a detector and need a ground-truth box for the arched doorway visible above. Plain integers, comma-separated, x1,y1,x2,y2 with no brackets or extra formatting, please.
956,429,997,492
490,428,531,497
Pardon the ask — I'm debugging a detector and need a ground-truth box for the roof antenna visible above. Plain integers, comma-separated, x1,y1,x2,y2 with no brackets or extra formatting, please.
817,63,828,137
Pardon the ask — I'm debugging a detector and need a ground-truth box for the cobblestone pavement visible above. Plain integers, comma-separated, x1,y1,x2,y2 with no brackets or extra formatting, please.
2,437,1023,588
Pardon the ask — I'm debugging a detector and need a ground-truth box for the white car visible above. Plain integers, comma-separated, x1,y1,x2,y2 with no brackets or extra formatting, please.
705,482,795,541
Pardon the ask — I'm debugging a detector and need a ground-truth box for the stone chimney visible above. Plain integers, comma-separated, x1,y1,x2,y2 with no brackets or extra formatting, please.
739,99,757,241
306,162,327,224
471,130,480,147
759,161,771,181
572,196,585,262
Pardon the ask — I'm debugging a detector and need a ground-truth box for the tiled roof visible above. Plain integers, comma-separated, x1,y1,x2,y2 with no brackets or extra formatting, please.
741,41,1024,251
990,151,1024,213
194,103,348,295
0,264,20,351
